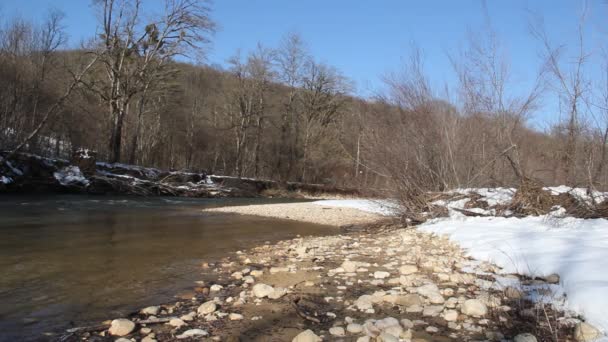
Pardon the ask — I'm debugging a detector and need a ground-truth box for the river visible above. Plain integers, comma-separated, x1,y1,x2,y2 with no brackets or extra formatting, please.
0,195,332,341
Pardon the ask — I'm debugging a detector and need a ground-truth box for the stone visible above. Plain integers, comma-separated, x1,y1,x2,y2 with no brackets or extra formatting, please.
355,295,374,310
197,301,217,315
252,283,275,298
115,339,132,342
180,312,196,321
341,260,359,273
177,329,208,339
141,335,157,342
416,284,440,297
140,306,160,315
329,326,345,336
395,294,423,307
292,329,322,342
250,270,263,277
377,332,399,342
441,309,458,322
544,273,560,284
168,318,186,328
347,323,363,333
514,333,538,342
399,264,418,275
461,299,487,317
357,337,371,342
574,322,602,342
422,305,444,317
108,319,135,336
210,284,223,292
268,287,288,299
400,318,414,329
383,325,403,338
227,312,244,321
505,287,523,299
140,327,152,334
374,317,400,330
374,271,390,279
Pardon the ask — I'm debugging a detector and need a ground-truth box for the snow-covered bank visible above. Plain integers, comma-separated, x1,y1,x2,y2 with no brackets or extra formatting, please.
420,215,608,339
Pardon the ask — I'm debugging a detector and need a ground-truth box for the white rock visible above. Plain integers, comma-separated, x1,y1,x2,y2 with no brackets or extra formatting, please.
347,323,363,333
400,318,414,329
250,270,263,277
292,329,322,342
514,333,538,342
229,313,244,320
574,322,602,342
374,271,390,279
197,301,217,315
422,305,444,317
461,299,487,317
176,329,208,339
168,318,186,328
252,283,275,298
140,306,160,315
442,309,458,322
329,326,345,336
341,260,359,273
374,317,400,330
210,284,223,292
355,295,374,311
357,337,371,342
399,264,418,275
108,319,135,336
268,287,288,299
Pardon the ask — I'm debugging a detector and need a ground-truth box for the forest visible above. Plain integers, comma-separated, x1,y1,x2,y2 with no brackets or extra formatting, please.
1,0,608,196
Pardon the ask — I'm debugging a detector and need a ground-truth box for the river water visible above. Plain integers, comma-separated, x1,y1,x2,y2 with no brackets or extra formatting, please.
0,195,332,341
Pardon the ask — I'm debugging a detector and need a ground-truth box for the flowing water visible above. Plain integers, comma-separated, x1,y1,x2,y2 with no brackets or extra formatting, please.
0,195,333,341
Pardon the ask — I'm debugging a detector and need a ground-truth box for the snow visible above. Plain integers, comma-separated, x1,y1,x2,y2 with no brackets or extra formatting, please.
312,199,399,216
420,214,608,338
53,166,90,186
1,175,12,184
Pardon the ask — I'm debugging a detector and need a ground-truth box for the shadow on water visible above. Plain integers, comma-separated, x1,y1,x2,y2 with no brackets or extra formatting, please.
0,194,333,341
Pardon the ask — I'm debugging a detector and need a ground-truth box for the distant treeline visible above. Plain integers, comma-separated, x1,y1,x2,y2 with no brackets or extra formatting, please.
2,0,607,193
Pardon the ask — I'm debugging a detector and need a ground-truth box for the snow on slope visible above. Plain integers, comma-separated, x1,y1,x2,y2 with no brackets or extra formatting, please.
420,214,608,338
312,199,399,216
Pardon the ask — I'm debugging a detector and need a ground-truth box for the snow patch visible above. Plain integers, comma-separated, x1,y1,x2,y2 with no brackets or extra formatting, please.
420,214,608,337
54,166,90,187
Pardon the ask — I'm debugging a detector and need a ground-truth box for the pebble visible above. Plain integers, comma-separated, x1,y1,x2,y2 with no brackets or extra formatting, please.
347,323,363,333
292,329,322,342
108,319,135,336
197,301,217,315
229,313,244,320
252,283,275,298
168,318,185,328
461,299,488,317
329,326,345,336
140,306,159,315
176,329,208,339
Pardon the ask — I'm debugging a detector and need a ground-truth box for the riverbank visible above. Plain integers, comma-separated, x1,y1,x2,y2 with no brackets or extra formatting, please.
62,204,586,342
204,201,388,227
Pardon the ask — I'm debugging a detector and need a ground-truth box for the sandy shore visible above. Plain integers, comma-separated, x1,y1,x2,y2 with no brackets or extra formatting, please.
204,202,385,226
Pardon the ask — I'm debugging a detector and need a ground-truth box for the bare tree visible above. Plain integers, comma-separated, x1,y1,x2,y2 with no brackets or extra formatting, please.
88,0,214,163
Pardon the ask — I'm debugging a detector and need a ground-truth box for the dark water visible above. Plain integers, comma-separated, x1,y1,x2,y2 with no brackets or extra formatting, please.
0,195,332,341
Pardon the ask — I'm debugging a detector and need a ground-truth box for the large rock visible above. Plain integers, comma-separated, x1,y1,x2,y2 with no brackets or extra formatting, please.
394,294,423,307
514,333,537,342
347,323,363,333
574,322,602,342
461,299,487,317
108,318,135,336
252,283,275,298
292,329,322,342
197,301,217,315
329,326,345,336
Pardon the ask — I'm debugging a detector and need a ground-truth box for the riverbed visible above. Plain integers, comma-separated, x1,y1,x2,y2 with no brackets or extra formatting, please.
0,195,333,341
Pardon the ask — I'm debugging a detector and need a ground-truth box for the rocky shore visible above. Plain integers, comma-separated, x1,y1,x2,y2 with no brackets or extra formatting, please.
62,214,590,341
204,202,385,227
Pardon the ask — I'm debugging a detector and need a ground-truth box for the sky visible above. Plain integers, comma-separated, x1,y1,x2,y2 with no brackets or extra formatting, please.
0,0,606,128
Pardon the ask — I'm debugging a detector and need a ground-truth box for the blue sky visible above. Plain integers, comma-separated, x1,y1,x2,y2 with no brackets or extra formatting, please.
1,0,605,128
